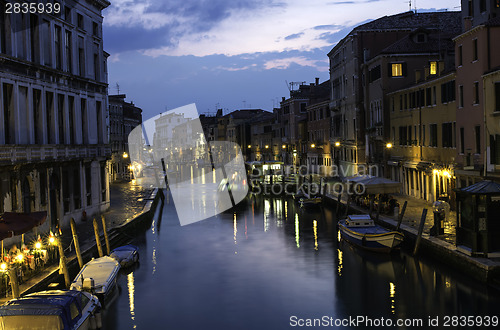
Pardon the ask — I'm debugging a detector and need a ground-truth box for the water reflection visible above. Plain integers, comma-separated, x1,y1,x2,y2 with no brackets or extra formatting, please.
105,194,500,329
127,272,136,327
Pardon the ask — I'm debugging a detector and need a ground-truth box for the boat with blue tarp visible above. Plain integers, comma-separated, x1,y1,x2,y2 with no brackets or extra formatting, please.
0,290,101,330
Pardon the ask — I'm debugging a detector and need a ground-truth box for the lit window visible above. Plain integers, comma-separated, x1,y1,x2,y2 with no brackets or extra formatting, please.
392,63,403,77
430,61,437,75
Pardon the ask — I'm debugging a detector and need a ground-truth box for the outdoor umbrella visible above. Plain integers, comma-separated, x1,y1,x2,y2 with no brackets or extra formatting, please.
0,211,48,241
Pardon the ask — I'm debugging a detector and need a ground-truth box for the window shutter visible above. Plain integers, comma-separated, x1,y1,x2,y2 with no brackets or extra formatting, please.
388,63,392,77
402,62,408,77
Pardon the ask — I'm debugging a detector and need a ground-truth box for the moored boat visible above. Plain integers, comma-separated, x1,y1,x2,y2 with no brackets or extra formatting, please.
70,256,120,304
338,214,404,253
299,197,322,208
0,290,101,330
110,244,139,268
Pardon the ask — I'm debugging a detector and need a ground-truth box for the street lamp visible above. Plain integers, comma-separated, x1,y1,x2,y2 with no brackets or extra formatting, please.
311,144,315,148
335,141,340,147
386,143,393,149
282,144,286,149
123,152,128,158
265,145,269,149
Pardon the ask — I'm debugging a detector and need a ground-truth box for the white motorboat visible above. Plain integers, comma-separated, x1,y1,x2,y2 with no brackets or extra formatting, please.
70,256,120,303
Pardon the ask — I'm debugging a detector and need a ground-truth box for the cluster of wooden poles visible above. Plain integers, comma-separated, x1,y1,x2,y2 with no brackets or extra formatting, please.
8,215,111,299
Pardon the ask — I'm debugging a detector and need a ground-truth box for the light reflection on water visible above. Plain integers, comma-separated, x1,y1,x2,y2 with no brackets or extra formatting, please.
104,193,500,329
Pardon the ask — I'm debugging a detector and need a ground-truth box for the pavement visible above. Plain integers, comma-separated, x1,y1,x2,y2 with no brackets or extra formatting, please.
316,176,456,244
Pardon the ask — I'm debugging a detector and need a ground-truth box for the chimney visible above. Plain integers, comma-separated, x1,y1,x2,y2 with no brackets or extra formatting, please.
282,97,285,102
415,70,421,84
464,17,472,31
315,77,319,86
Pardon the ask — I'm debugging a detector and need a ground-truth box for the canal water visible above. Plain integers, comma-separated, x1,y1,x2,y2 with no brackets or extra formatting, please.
102,192,500,329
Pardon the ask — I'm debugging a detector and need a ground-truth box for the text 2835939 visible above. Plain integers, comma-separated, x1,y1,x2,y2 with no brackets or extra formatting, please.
4,1,61,15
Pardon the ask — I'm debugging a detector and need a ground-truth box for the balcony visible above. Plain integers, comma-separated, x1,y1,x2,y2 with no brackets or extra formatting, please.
0,145,111,165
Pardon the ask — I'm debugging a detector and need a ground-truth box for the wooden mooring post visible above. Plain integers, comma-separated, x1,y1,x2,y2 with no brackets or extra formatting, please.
70,218,83,269
101,215,111,255
93,218,104,258
57,237,71,288
8,267,20,298
396,201,408,231
413,208,428,256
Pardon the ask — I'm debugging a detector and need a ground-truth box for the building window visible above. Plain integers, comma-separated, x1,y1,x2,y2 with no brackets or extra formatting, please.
300,103,307,113
495,82,500,112
78,36,85,76
442,123,453,148
54,25,62,70
473,82,479,104
480,0,486,12
390,63,403,77
57,94,65,144
426,88,432,106
93,22,99,36
458,45,463,66
369,65,381,82
65,30,72,73
459,85,464,107
77,13,84,29
422,125,426,146
429,124,438,147
430,61,437,75
65,6,72,23
441,80,456,103
460,127,465,154
473,39,478,61
475,125,481,154
42,19,51,66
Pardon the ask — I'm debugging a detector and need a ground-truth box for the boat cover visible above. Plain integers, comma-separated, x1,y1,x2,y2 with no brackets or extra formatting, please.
71,256,120,293
0,290,87,329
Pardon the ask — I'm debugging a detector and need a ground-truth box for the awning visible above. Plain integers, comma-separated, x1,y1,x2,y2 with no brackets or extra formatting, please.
0,211,47,241
343,175,401,194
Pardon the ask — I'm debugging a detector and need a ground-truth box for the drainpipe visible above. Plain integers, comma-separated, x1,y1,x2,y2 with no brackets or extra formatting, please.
483,76,488,178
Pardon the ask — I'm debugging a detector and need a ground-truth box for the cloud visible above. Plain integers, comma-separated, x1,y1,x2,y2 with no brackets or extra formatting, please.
284,32,304,40
104,0,460,58
263,56,328,71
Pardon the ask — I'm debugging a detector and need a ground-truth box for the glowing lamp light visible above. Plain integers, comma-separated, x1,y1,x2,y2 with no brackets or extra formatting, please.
433,169,439,175
49,236,56,245
16,253,24,262
122,152,128,158
311,144,315,148
386,143,393,149
0,263,6,271
265,145,269,149
35,242,42,250
248,145,251,149
335,142,341,147
443,170,451,178
282,145,286,149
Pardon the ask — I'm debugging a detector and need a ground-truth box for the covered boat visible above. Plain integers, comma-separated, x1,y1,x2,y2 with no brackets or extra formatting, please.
0,290,101,330
70,256,120,303
110,245,139,268
338,214,404,253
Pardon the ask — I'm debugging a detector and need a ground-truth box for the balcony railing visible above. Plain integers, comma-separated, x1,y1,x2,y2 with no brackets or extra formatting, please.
0,145,111,164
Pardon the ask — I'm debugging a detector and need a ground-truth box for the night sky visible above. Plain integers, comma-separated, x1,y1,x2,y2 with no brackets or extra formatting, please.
103,0,460,120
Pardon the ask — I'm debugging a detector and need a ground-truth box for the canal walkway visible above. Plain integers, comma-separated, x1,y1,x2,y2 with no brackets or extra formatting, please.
321,181,500,284
0,179,156,303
